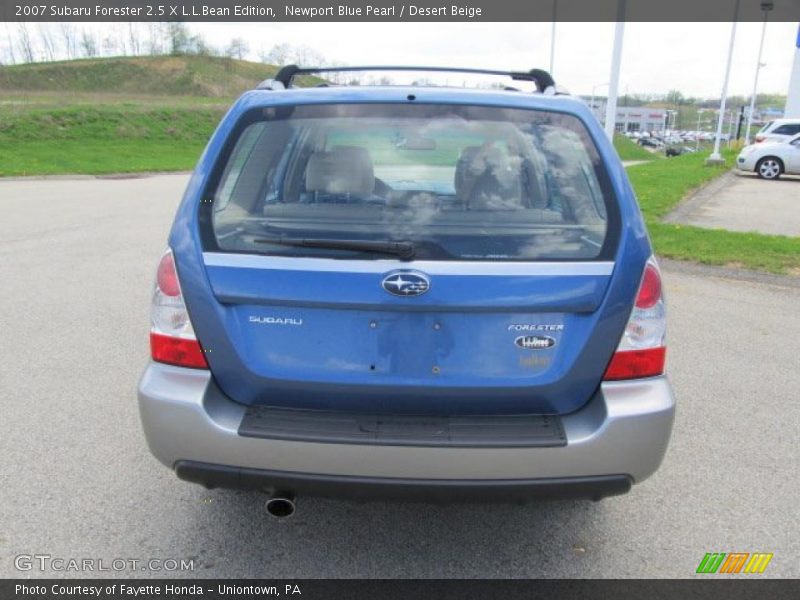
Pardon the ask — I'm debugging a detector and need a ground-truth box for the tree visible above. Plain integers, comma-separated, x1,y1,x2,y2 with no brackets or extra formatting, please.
16,24,35,63
187,33,214,56
262,42,291,65
293,44,325,67
102,33,121,56
60,24,77,59
666,89,685,106
225,37,249,60
79,29,98,58
127,23,142,56
5,26,18,64
146,23,165,55
167,22,191,55
37,25,56,61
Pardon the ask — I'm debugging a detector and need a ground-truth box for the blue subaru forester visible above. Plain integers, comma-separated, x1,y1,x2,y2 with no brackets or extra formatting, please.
138,66,674,515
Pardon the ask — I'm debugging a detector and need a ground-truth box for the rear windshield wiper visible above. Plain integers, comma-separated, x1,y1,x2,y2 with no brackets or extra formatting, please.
253,236,416,260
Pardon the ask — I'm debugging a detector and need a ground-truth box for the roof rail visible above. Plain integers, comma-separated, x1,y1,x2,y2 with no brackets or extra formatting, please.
258,65,557,94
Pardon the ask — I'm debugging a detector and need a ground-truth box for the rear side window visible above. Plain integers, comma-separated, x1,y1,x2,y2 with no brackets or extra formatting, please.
772,123,800,136
200,103,618,261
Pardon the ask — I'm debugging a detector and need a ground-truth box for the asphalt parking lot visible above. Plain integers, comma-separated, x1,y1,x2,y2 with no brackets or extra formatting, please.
1,174,799,578
666,171,800,237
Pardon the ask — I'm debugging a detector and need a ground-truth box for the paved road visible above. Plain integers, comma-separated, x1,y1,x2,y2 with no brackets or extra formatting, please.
666,171,800,237
1,174,798,578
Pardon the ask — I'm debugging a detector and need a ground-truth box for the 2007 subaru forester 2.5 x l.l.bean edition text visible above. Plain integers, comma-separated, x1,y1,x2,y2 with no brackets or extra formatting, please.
137,65,675,515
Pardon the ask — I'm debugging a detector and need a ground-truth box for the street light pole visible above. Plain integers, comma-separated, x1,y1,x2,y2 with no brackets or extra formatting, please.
728,108,736,148
696,111,704,152
604,0,627,141
744,2,773,145
708,0,741,164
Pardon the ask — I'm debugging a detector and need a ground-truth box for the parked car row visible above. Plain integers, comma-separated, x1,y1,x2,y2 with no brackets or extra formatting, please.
624,129,729,143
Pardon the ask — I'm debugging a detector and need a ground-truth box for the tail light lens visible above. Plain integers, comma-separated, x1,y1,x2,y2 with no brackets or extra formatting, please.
604,258,666,380
755,135,765,143
150,250,208,369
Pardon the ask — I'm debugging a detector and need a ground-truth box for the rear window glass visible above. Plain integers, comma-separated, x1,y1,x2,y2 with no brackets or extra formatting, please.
200,103,617,261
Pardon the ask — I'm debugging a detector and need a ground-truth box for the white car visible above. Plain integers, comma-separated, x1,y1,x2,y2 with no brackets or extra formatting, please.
754,119,800,144
736,134,800,180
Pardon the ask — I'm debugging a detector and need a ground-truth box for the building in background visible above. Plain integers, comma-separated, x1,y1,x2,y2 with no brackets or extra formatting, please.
584,100,666,133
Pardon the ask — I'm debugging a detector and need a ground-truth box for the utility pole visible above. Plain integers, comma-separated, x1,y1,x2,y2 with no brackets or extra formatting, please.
604,0,627,141
696,111,704,152
736,105,745,140
707,0,741,165
783,23,800,117
744,2,773,144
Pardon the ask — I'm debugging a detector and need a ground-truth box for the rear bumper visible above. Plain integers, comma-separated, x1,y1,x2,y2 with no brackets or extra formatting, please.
175,462,632,501
138,362,675,498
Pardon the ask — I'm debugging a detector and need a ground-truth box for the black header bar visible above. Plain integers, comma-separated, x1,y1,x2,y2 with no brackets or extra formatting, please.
3,579,800,600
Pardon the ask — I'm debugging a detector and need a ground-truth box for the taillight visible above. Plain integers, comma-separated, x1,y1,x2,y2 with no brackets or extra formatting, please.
604,257,666,381
755,135,765,143
150,332,208,369
156,252,180,297
150,250,208,369
635,263,661,309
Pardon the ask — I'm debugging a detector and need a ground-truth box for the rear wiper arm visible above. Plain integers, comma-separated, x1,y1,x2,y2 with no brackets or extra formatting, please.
253,236,416,260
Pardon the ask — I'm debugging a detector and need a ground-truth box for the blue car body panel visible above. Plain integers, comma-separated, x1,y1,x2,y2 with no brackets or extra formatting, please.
168,87,651,415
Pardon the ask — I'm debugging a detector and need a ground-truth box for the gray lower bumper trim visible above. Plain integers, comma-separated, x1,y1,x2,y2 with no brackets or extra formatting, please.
138,363,675,483
238,405,566,447
175,460,632,501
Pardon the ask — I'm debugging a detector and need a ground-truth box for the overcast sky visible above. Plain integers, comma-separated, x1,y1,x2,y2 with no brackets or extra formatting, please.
190,21,799,98
5,21,799,98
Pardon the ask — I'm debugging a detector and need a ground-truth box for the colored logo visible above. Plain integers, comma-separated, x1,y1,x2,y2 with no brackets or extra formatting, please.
696,552,773,574
381,271,430,297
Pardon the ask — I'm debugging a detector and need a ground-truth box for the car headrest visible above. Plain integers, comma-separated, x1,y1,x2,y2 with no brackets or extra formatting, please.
454,145,523,207
305,146,375,196
454,146,483,200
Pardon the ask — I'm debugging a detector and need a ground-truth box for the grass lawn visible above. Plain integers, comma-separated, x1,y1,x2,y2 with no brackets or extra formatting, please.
613,134,661,161
627,151,800,274
0,105,223,176
0,139,207,176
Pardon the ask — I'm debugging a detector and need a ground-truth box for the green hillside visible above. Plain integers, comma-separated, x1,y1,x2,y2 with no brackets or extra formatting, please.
0,56,328,176
0,55,302,98
0,104,223,175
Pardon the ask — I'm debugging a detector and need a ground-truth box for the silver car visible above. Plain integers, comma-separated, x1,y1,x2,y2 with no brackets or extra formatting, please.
737,134,800,180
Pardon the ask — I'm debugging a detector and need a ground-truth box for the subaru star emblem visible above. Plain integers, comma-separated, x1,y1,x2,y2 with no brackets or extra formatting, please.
381,271,430,297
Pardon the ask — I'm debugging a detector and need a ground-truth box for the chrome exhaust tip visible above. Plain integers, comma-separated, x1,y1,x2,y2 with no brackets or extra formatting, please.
265,495,296,519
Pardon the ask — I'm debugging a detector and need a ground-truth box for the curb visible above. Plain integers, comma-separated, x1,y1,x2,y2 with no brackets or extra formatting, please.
661,258,800,289
0,171,192,182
